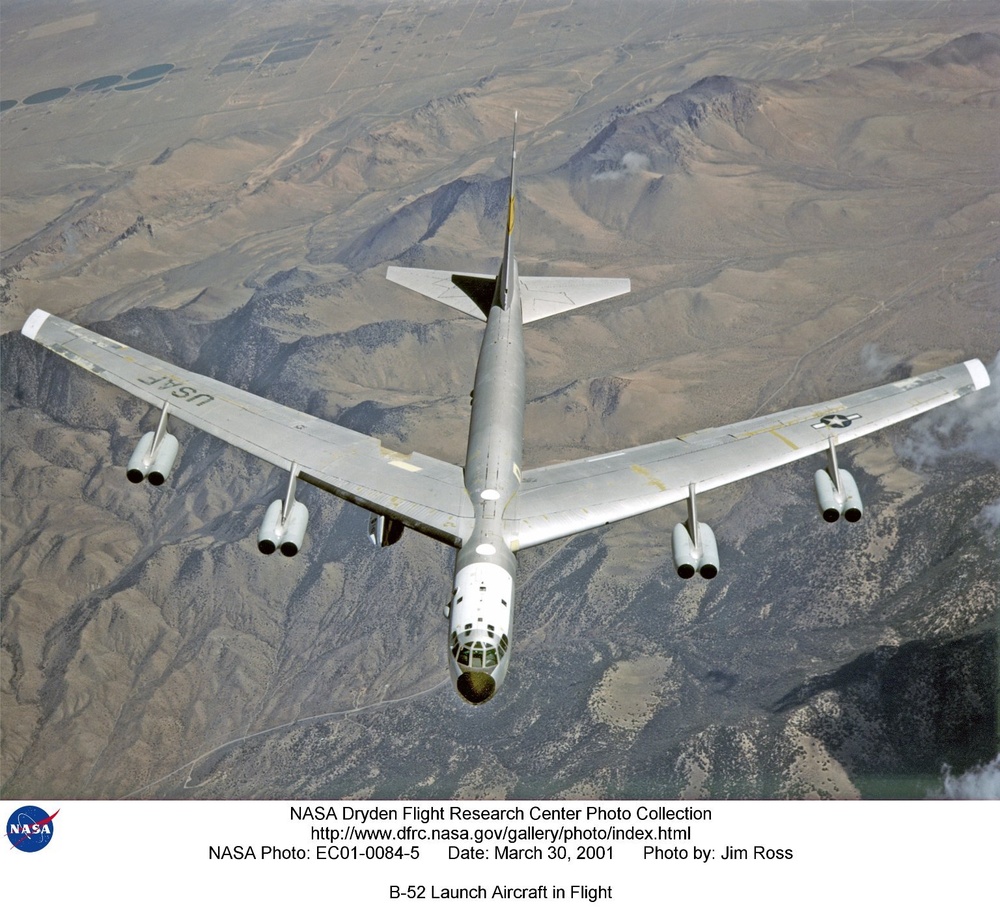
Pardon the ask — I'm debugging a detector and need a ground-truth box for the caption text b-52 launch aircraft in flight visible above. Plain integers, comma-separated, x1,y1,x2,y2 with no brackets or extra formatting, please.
22,120,990,704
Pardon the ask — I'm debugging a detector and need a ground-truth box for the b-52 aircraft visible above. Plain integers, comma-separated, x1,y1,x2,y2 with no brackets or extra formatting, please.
22,121,990,704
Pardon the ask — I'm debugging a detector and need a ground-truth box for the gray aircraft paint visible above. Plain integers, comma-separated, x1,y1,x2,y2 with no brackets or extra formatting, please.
447,132,523,703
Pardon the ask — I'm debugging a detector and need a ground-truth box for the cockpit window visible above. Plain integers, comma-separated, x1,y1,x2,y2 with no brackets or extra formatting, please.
451,631,506,669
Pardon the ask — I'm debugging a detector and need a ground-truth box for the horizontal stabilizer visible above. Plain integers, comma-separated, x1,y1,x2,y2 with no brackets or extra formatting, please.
387,266,629,323
520,275,630,323
386,266,494,320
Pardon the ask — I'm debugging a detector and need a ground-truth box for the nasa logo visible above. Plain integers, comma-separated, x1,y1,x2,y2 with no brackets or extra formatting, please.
7,805,58,853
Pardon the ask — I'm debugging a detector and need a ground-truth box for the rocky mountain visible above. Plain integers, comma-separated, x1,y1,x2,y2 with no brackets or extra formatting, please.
2,2,998,800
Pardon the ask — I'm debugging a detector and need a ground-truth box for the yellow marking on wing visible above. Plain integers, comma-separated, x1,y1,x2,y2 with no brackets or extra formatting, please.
770,430,799,450
507,195,515,234
631,464,667,491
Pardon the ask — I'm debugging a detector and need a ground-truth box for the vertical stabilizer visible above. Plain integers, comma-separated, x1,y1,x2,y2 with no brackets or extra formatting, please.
387,110,630,323
500,111,518,306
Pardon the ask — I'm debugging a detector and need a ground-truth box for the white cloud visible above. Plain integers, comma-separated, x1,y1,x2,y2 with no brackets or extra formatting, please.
897,351,1000,529
860,342,902,378
593,151,650,181
977,498,1000,530
900,355,998,449
934,754,1000,799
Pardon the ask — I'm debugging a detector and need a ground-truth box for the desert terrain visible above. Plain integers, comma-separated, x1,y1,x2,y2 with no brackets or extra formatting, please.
2,0,998,799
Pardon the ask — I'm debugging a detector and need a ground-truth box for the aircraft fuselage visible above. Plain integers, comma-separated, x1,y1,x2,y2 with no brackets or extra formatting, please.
447,256,524,703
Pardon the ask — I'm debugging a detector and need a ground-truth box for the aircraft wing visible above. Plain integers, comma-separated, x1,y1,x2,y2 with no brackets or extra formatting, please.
507,360,990,550
21,310,475,547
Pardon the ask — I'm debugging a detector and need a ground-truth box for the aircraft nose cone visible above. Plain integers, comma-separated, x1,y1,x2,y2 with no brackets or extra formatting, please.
456,671,496,704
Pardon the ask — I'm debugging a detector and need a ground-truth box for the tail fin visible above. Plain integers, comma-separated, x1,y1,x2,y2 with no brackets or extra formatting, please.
386,114,519,322
387,111,630,323
500,111,518,303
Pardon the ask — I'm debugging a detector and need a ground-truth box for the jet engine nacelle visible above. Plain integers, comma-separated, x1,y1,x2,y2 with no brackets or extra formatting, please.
257,498,309,557
368,513,405,548
126,431,180,485
672,522,720,580
814,468,863,523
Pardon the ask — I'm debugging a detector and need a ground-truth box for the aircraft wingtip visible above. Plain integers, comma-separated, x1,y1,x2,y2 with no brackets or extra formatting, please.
964,358,991,391
22,309,51,341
